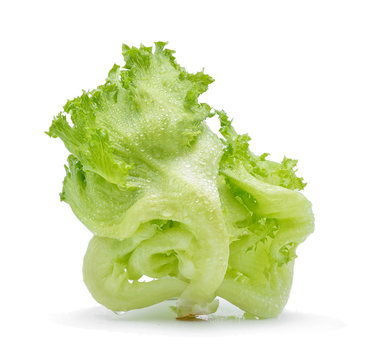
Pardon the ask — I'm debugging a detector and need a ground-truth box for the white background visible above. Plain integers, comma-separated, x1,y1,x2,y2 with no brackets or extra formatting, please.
1,0,373,359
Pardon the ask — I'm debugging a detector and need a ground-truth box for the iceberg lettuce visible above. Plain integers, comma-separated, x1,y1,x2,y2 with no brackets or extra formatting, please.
47,42,314,319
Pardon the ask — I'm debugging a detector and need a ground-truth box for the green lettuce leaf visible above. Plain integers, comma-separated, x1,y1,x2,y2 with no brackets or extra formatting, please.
216,111,314,318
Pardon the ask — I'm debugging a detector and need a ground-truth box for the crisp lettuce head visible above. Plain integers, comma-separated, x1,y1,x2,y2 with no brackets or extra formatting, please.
47,42,314,318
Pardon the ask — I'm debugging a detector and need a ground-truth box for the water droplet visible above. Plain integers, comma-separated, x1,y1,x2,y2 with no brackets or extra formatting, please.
162,210,173,217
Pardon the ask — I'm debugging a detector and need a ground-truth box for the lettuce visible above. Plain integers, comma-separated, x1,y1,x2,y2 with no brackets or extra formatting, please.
47,42,314,319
